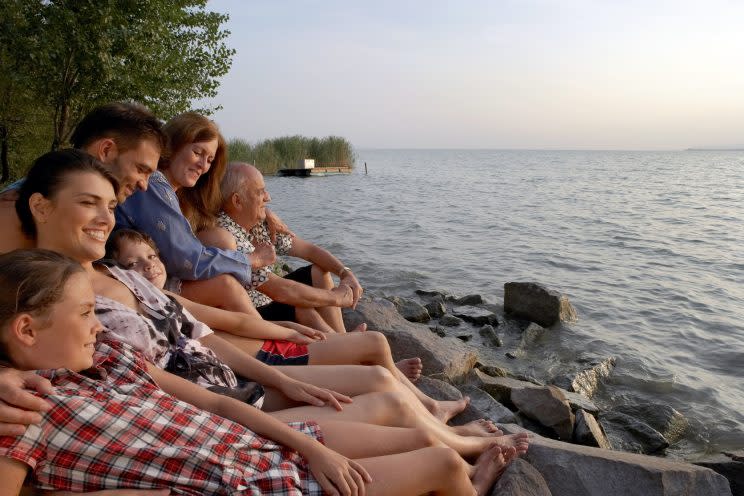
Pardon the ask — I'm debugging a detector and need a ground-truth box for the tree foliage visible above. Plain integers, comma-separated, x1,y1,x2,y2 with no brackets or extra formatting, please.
0,0,234,182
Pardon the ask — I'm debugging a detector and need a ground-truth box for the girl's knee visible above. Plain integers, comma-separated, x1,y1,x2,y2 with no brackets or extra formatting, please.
366,365,397,390
379,391,415,421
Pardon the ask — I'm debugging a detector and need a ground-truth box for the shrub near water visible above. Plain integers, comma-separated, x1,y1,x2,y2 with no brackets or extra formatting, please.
228,136,355,175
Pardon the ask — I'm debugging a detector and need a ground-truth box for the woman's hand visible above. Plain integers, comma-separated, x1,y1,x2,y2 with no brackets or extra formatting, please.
279,378,351,411
305,444,371,496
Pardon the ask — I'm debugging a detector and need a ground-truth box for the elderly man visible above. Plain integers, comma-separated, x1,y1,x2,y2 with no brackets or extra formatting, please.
199,162,365,333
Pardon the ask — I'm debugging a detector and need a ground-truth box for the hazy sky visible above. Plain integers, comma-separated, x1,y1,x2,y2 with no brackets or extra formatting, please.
204,0,744,150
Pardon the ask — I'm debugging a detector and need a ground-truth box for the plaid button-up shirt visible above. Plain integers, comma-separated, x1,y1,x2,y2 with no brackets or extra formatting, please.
0,341,323,495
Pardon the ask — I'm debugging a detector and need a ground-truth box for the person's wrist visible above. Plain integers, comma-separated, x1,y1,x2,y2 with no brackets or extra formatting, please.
339,266,352,279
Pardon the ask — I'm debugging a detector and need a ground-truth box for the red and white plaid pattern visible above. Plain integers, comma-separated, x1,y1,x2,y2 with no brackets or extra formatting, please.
0,341,323,495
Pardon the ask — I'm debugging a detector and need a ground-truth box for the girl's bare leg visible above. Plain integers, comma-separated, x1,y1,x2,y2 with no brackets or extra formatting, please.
268,390,529,457
357,447,480,496
212,329,264,356
312,420,440,458
307,331,469,421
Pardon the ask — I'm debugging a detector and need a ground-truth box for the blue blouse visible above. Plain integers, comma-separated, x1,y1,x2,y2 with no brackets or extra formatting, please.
115,171,252,284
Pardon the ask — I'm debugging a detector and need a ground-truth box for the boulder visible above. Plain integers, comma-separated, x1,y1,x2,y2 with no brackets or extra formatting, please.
424,300,446,318
479,324,503,347
497,424,732,496
439,314,463,327
562,391,599,414
451,293,484,305
694,453,743,496
553,357,616,398
724,450,744,462
489,458,553,496
343,297,477,382
511,386,575,440
504,282,577,327
573,409,611,449
414,375,463,401
614,403,688,443
599,411,669,454
452,305,499,326
452,385,517,424
519,322,546,347
468,370,539,406
391,297,430,323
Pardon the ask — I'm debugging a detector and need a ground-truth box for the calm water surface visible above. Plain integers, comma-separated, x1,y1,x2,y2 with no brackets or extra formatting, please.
265,149,744,458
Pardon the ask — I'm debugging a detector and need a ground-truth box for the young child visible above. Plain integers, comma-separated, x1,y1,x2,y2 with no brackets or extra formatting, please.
0,248,512,495
106,228,175,291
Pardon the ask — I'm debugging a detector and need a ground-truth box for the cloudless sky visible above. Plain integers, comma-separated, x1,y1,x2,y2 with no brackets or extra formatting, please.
203,0,744,150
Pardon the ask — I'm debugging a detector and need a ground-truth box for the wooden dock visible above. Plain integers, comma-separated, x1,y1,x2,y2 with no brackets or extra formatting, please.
278,161,352,177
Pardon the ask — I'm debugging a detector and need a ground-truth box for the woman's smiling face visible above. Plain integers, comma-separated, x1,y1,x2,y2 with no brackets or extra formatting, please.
164,139,219,191
33,171,117,263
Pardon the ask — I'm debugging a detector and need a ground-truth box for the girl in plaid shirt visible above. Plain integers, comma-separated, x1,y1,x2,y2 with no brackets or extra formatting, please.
0,248,513,495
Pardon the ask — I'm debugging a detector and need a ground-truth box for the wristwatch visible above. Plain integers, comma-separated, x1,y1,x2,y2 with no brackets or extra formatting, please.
339,266,352,278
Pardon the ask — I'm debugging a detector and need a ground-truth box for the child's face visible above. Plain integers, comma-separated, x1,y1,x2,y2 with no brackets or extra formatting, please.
116,240,167,289
33,272,102,372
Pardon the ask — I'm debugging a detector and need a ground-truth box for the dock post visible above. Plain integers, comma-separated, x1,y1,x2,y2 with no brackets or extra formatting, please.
364,162,368,175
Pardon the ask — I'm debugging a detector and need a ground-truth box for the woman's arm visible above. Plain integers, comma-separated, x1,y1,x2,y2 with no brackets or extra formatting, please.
145,364,368,495
168,293,324,343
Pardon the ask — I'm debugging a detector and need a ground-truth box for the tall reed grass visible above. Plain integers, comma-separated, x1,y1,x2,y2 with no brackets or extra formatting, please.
227,135,355,175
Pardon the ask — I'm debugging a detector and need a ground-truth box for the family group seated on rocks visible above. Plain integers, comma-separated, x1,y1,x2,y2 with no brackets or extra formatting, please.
0,102,529,495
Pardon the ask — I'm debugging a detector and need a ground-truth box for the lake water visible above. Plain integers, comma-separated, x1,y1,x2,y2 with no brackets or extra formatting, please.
265,149,744,459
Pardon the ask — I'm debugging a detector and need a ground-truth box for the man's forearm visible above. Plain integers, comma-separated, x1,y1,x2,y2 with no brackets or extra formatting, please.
259,275,338,307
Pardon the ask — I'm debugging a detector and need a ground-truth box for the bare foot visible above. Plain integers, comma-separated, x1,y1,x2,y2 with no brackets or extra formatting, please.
470,444,512,496
452,419,503,437
352,322,368,332
431,396,470,423
491,432,530,456
395,357,423,382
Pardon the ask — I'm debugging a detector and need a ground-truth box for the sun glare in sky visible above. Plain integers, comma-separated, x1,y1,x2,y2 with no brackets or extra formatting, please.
205,1,744,150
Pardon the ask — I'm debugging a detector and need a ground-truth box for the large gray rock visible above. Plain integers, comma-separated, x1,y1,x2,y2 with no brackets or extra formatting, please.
599,411,669,454
415,289,447,299
343,297,477,382
504,282,578,327
489,458,553,496
453,385,517,424
414,375,462,400
562,391,599,414
695,453,744,496
511,386,575,440
614,403,688,443
519,322,547,348
452,305,499,326
573,409,611,449
390,297,430,323
554,357,616,398
499,424,732,496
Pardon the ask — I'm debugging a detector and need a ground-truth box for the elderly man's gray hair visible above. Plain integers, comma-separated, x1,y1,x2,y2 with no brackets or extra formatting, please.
221,162,252,206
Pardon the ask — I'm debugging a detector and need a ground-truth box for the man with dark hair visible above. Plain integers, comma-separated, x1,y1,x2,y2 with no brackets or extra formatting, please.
0,101,164,251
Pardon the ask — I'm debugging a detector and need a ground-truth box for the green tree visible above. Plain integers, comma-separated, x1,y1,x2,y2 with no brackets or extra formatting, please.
0,0,234,180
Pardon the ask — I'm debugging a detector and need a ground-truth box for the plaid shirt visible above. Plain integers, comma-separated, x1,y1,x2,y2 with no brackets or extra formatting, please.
0,341,323,495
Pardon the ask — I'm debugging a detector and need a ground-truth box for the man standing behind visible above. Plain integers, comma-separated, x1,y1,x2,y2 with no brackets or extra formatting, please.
0,102,164,253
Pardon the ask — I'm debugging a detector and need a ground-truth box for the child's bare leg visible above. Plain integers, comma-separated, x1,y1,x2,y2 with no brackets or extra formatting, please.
308,331,469,422
211,329,264,356
313,420,440,458
310,265,347,333
357,447,478,496
180,274,260,316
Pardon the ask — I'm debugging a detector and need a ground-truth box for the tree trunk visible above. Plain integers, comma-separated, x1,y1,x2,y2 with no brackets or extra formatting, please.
0,124,9,183
51,101,69,151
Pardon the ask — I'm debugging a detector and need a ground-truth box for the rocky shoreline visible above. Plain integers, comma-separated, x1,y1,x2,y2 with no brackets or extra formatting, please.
342,282,740,496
